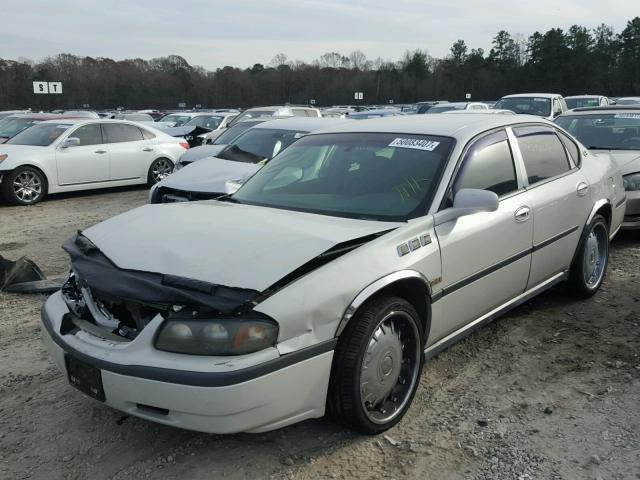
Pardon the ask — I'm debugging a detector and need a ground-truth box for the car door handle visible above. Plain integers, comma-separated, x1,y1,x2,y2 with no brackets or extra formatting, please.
142,147,154,152
94,149,107,154
514,206,530,223
577,182,589,196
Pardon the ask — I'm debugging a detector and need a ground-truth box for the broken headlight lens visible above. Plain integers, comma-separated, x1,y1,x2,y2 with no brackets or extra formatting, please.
622,172,640,191
154,315,278,355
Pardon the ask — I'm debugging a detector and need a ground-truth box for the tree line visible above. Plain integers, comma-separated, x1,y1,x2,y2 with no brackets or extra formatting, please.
0,17,639,111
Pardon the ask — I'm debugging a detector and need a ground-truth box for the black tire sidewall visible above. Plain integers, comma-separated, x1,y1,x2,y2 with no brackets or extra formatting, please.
1,166,47,205
330,296,425,434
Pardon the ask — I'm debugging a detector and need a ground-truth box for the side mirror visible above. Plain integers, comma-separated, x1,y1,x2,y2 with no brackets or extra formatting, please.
61,137,80,148
435,188,499,225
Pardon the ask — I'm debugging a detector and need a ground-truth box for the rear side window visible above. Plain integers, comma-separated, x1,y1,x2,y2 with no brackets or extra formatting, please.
103,123,144,143
513,126,571,185
454,130,518,197
292,109,308,117
70,124,103,146
140,128,156,140
556,130,580,166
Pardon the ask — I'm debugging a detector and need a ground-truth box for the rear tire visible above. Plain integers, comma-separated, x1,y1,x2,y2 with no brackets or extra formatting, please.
328,296,424,434
568,214,609,298
1,166,47,205
147,158,173,186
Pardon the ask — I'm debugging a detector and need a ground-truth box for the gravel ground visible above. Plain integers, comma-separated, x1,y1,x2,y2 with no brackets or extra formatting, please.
0,187,639,480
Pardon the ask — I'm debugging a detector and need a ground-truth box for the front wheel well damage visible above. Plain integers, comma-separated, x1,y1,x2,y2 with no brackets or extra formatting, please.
344,278,431,345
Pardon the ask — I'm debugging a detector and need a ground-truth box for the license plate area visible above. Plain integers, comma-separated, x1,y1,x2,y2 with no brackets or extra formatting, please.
65,355,105,402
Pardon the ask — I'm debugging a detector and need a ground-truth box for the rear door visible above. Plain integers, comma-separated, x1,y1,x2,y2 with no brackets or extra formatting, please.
511,125,590,288
434,129,533,338
56,123,110,185
103,123,153,181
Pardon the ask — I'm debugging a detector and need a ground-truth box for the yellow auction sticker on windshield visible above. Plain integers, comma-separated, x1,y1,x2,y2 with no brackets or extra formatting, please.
389,138,440,151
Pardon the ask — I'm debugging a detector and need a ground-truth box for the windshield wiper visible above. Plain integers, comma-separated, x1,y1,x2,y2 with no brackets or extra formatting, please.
588,146,631,151
217,194,242,204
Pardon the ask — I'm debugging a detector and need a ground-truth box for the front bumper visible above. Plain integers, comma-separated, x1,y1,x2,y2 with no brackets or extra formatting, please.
622,191,640,230
41,291,334,434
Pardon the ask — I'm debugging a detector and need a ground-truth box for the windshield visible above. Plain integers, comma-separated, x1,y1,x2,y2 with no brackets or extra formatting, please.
228,109,278,127
185,115,223,129
6,123,71,146
232,132,454,221
426,104,466,114
160,115,191,126
616,99,640,106
213,121,259,145
565,98,600,109
0,118,39,138
494,97,551,116
555,113,640,150
217,128,307,163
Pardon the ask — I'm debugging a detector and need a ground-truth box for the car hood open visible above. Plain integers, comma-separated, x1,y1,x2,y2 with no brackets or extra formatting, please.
164,157,256,194
82,202,401,293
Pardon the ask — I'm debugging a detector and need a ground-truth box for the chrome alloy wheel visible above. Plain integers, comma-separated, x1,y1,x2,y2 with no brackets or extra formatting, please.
13,170,42,203
360,311,421,424
582,222,608,289
152,159,173,183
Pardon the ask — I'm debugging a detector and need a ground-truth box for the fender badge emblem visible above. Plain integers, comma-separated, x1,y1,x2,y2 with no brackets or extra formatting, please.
397,243,411,257
420,234,432,246
409,238,421,251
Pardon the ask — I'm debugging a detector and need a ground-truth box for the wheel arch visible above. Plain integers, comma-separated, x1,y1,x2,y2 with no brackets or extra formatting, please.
4,163,50,194
335,271,432,344
571,199,611,267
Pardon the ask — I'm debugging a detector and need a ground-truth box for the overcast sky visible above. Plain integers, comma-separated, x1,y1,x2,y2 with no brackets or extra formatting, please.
3,0,638,69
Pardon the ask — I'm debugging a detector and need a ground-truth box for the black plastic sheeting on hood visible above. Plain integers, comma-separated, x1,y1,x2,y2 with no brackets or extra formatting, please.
63,233,258,314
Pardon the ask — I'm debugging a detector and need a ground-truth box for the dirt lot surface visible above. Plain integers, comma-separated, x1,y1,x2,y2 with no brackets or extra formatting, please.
0,187,639,480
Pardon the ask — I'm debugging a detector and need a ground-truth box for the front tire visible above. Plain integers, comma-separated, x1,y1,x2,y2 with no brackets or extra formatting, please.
568,214,609,298
1,166,47,205
147,158,173,186
328,296,424,434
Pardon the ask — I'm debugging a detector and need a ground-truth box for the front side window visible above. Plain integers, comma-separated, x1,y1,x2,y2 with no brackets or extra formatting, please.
70,124,103,146
554,113,640,150
6,123,70,146
513,126,571,185
454,130,518,197
103,123,144,143
217,128,308,163
232,132,455,221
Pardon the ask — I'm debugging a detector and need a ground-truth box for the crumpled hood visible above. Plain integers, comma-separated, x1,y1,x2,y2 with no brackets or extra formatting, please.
82,202,401,292
607,151,640,175
178,144,227,164
162,157,259,193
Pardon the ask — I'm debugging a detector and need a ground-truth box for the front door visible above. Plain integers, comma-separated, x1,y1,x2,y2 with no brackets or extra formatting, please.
56,123,109,185
433,129,533,340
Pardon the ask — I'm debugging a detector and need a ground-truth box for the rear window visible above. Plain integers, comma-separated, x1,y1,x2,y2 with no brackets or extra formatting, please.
5,123,70,146
554,113,640,150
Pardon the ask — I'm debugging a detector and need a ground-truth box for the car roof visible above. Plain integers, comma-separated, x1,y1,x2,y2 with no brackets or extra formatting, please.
3,113,67,120
305,113,554,140
559,106,640,115
565,95,602,99
252,117,350,131
501,93,562,99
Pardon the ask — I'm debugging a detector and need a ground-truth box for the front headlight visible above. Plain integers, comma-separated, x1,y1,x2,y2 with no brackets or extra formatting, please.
0,154,7,163
155,313,278,355
623,172,640,191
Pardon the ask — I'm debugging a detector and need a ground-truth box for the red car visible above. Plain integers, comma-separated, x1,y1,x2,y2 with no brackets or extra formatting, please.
0,113,80,143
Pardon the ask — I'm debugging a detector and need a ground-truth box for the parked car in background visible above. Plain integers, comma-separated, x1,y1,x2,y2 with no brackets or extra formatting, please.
555,106,640,229
348,109,404,119
184,112,239,145
137,109,165,120
494,93,567,120
565,95,611,109
42,114,623,436
62,110,100,119
0,113,68,144
0,119,188,205
415,101,449,114
156,112,208,127
425,102,489,114
615,97,640,106
227,105,321,127
150,117,347,203
112,113,155,122
449,109,514,115
0,110,30,121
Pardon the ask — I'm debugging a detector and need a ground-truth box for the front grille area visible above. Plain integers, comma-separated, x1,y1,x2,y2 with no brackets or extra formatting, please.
157,186,223,203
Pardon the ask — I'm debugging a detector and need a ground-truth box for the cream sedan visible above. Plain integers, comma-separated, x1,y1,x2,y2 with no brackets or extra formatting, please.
0,119,188,205
41,114,624,434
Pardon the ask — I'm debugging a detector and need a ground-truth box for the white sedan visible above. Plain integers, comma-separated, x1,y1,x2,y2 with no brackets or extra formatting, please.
0,119,189,205
41,114,624,435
